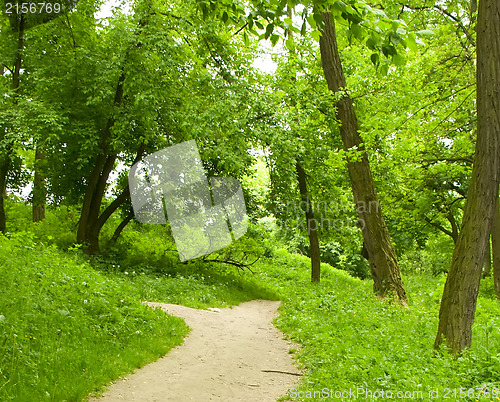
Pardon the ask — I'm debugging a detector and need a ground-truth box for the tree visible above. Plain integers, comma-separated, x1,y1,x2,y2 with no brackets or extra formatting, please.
196,0,412,301
434,0,500,354
491,202,500,299
296,162,321,282
318,12,406,301
0,13,24,233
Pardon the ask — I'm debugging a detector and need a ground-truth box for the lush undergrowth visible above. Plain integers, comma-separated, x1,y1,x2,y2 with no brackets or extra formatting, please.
103,222,500,401
0,233,189,402
1,203,500,401
259,251,500,401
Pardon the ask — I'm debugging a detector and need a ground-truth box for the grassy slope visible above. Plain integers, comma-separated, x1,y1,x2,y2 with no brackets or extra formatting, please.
0,233,189,401
1,213,500,401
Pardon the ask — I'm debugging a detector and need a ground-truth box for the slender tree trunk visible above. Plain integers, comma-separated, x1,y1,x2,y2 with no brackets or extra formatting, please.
32,146,46,222
84,143,146,253
482,238,491,277
77,72,125,253
491,203,500,300
319,13,406,302
0,16,24,233
286,7,320,282
434,0,500,354
296,163,321,282
108,211,134,247
0,163,8,233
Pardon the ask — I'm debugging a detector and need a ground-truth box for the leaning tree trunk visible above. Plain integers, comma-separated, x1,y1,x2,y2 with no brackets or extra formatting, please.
77,72,124,253
32,146,46,222
491,202,500,300
434,0,500,354
319,13,406,302
108,211,134,247
296,163,321,282
85,143,145,253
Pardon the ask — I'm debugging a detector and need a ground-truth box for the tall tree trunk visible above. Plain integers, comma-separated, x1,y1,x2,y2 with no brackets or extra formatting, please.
491,203,500,300
319,13,406,302
296,163,321,282
0,16,24,233
434,0,500,354
32,146,46,222
482,238,491,277
286,7,320,282
0,162,8,234
84,143,145,253
76,72,125,253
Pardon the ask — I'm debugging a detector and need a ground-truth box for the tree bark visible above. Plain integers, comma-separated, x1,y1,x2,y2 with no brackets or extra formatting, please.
108,211,134,247
0,162,8,234
491,203,500,300
32,146,46,222
296,163,321,282
76,71,125,253
319,13,406,302
83,143,146,253
434,0,500,354
0,15,24,233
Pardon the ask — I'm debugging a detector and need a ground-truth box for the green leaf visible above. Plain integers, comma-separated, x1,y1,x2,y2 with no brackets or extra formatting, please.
370,7,387,18
255,21,264,30
265,23,274,39
389,32,401,46
307,14,317,29
382,45,397,57
285,36,295,51
333,1,347,13
380,63,389,76
351,23,364,41
243,30,250,46
271,34,280,47
370,53,380,66
222,11,229,24
311,30,321,42
313,11,323,27
301,21,307,36
366,35,380,50
392,53,406,67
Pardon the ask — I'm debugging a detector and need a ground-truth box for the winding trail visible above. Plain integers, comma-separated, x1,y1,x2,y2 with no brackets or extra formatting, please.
89,300,302,401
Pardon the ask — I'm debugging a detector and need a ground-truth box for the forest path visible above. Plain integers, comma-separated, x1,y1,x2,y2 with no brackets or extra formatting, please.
88,300,302,402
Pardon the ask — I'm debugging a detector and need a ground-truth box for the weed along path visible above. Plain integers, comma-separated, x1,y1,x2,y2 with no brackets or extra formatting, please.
89,299,302,402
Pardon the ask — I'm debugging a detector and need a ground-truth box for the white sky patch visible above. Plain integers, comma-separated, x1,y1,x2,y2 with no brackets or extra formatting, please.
253,44,278,75
95,0,131,20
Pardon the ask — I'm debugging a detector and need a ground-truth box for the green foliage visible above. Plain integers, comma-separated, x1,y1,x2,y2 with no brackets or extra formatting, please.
251,251,500,400
5,199,78,249
0,232,188,401
339,252,371,280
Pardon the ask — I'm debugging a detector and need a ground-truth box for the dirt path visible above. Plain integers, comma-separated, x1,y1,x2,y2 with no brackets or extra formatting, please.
89,300,302,402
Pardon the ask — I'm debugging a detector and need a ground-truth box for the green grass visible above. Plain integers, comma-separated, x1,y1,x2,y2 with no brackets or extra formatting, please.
250,250,500,401
1,204,500,401
101,233,500,401
0,232,189,401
